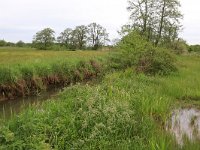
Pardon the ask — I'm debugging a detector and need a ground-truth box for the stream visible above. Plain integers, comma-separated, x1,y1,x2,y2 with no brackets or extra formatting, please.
0,88,62,120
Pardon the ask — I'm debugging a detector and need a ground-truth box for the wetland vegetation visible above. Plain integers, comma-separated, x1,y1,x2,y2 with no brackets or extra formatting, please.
1,0,200,149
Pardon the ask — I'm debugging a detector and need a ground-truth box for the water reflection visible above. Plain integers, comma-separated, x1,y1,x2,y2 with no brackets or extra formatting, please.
167,108,200,146
0,88,60,119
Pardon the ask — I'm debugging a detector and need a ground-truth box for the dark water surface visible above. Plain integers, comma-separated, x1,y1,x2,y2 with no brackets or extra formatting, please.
0,88,61,119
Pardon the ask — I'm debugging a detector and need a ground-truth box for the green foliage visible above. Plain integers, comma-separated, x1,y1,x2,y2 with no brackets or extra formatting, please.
34,64,51,78
188,45,200,53
88,23,109,50
0,67,20,84
49,44,67,51
16,40,25,47
0,47,107,85
57,28,73,49
20,65,35,80
0,40,7,47
136,48,177,75
5,42,15,47
166,39,188,54
1,55,200,149
33,28,55,50
0,72,154,149
127,0,183,46
110,31,177,75
110,31,152,69
57,23,109,50
0,40,31,48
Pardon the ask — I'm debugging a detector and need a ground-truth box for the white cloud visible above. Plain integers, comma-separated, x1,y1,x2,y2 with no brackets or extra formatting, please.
0,0,199,44
180,0,200,44
0,0,128,42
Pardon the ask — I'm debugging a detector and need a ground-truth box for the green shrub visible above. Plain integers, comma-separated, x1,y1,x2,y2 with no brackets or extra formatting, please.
109,31,177,75
109,31,153,69
170,39,188,54
0,40,7,47
188,45,200,53
136,48,177,75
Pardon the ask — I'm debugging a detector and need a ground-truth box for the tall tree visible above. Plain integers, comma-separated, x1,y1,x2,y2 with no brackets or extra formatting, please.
33,28,55,50
57,28,73,48
155,0,182,45
0,40,7,47
127,0,156,41
88,23,109,50
74,25,88,49
16,40,25,47
127,0,182,46
118,24,134,37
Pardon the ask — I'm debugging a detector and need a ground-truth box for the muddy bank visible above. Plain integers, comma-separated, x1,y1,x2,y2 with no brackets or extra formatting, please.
0,60,103,101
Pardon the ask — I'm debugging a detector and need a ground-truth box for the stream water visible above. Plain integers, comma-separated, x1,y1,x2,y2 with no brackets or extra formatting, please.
167,108,200,146
0,88,61,119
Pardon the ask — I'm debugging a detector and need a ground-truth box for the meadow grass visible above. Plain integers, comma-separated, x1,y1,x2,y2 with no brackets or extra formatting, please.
1,55,200,149
0,47,106,65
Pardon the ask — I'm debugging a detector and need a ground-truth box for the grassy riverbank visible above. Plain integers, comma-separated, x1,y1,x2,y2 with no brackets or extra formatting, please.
0,47,107,100
1,55,200,149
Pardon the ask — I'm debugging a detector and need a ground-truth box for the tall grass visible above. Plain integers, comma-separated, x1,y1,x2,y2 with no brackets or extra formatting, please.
0,47,107,84
1,55,200,149
0,47,107,100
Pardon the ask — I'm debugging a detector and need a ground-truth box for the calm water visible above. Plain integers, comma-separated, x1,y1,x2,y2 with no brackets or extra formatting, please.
167,108,200,146
0,88,61,119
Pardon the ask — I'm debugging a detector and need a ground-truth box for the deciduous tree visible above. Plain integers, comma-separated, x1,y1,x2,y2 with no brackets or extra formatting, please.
74,25,88,49
88,23,109,50
127,0,182,46
33,28,55,50
57,28,73,48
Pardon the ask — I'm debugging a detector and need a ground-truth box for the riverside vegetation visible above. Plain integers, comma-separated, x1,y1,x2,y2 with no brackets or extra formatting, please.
0,47,107,101
1,31,200,149
1,54,200,149
1,0,200,149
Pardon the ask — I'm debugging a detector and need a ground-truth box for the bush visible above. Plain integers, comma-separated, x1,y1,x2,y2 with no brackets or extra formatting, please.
16,41,25,47
0,40,7,47
170,39,188,54
109,31,152,69
109,31,177,75
188,45,200,53
136,48,177,75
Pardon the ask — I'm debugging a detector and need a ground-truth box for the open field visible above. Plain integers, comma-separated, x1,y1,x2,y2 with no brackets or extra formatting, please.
1,55,200,149
0,47,107,65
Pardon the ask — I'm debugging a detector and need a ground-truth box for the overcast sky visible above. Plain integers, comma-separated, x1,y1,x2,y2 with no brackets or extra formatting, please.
0,0,199,44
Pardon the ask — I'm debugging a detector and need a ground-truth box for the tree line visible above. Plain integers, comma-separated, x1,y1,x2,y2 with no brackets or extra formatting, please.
33,22,109,50
0,22,109,50
0,40,29,47
0,0,190,52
